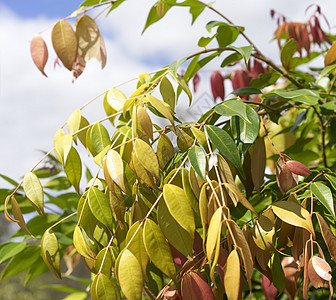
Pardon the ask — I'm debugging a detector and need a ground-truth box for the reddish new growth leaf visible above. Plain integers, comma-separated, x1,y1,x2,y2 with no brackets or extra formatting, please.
181,271,215,300
30,34,48,77
248,58,267,79
54,57,61,69
72,53,86,83
286,160,311,177
276,155,298,194
210,71,224,101
261,274,277,300
193,72,200,93
231,69,251,99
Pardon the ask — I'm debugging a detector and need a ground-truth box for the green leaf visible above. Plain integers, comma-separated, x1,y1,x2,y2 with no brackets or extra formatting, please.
157,133,175,169
67,109,81,141
23,171,44,215
231,87,261,96
229,45,253,67
92,273,121,300
266,89,320,106
44,176,71,191
215,23,240,47
215,99,251,123
88,186,113,230
126,221,149,277
188,146,206,182
0,245,40,281
41,229,61,279
163,184,195,237
169,57,186,75
311,182,335,218
143,219,176,280
104,149,126,193
160,76,175,110
0,242,26,264
54,131,73,164
281,39,299,70
117,249,143,300
94,247,114,276
198,34,217,48
324,174,336,191
230,104,259,145
142,2,174,33
147,94,174,126
270,253,285,293
158,198,193,259
73,225,96,259
206,125,243,176
64,147,82,193
171,72,192,105
88,123,111,157
221,52,242,67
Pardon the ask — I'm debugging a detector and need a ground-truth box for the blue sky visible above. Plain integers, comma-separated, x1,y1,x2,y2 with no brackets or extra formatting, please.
0,0,82,18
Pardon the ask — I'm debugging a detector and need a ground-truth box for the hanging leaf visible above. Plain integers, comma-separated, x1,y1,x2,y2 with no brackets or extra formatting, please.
147,94,174,126
88,123,111,157
215,99,250,123
23,171,44,216
160,76,175,110
271,201,315,238
210,71,224,101
54,131,72,165
51,20,78,70
157,133,175,169
91,273,121,300
143,219,176,280
163,184,195,238
224,249,241,300
67,109,81,141
308,257,324,288
76,14,101,61
88,187,113,230
137,105,153,141
223,183,256,214
311,256,332,281
315,213,336,261
126,221,149,277
64,147,82,194
96,34,107,68
206,207,222,262
311,182,335,218
191,127,208,152
10,196,32,236
104,149,126,193
250,137,266,193
132,151,157,189
252,215,275,251
94,247,114,276
41,229,61,279
188,146,206,182
30,34,48,77
158,199,193,259
206,125,243,176
73,225,96,260
181,271,215,300
134,139,159,180
108,186,125,229
286,160,311,177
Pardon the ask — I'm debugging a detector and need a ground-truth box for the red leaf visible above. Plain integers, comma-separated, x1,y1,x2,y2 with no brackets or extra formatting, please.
231,69,251,99
193,72,200,94
309,18,321,45
30,34,48,77
251,59,266,79
286,160,311,177
72,53,86,83
54,57,61,69
169,243,187,266
181,271,215,300
210,71,224,101
301,25,311,55
270,9,275,19
261,274,278,300
311,256,332,281
276,156,298,194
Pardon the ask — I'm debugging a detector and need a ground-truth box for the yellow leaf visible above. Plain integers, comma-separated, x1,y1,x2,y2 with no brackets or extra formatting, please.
157,133,174,169
315,213,336,261
252,215,275,251
137,106,153,140
73,225,96,260
134,139,159,180
147,94,174,126
271,201,315,238
224,249,241,300
206,207,222,262
104,149,126,193
41,229,61,279
23,171,44,216
325,41,336,66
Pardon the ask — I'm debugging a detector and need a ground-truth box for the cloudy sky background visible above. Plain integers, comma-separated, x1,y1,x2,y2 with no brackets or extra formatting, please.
1,0,336,187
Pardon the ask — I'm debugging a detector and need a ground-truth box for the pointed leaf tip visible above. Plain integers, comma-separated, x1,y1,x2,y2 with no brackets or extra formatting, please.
30,34,48,77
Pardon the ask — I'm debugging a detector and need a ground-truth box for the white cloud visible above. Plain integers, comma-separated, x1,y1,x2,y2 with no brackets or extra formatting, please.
0,0,335,184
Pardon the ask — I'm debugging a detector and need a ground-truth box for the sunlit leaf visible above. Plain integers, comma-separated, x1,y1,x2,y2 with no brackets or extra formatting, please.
51,20,78,70
64,147,82,193
23,171,44,216
311,182,335,218
157,133,174,169
206,207,222,261
73,225,96,260
143,219,176,280
224,249,241,300
311,256,332,281
137,105,153,140
30,34,48,76
91,273,121,300
147,94,174,126
160,76,175,110
104,149,126,193
271,201,315,238
325,41,336,66
41,229,61,279
134,139,159,180
188,146,206,182
315,212,336,261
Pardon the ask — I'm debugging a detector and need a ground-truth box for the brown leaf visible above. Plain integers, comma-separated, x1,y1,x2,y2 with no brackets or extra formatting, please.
11,196,32,236
30,34,48,77
325,41,336,66
309,18,321,45
303,240,311,300
210,71,224,101
301,25,310,55
281,257,298,300
286,160,311,177
51,20,78,70
251,137,266,193
308,256,324,288
251,59,266,79
193,72,200,93
96,35,107,68
311,256,332,281
72,53,86,82
276,156,298,194
181,271,216,300
315,213,336,261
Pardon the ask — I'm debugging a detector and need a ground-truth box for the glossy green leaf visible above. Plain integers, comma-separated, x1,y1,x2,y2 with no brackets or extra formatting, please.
0,242,26,264
311,182,335,218
88,186,113,230
171,72,192,104
230,45,253,67
41,229,61,279
88,123,111,156
108,186,125,229
126,221,149,276
215,99,250,123
266,89,319,106
206,125,243,175
92,273,121,300
143,219,176,280
324,173,336,191
281,39,299,70
188,146,206,182
117,249,143,300
215,23,240,47
163,184,195,237
160,76,175,110
182,169,199,216
270,252,286,293
64,147,82,193
230,104,259,144
23,171,44,215
158,199,193,259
